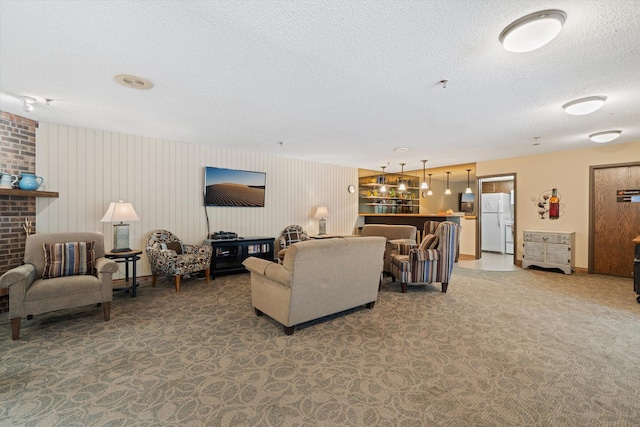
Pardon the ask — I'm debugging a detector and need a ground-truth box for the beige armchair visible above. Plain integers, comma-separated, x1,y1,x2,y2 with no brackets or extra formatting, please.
0,231,118,340
360,224,417,274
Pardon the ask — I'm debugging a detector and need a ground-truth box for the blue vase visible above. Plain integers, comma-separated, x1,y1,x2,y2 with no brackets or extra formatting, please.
19,173,44,191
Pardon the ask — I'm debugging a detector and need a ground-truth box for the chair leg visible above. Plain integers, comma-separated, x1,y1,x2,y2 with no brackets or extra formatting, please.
401,282,407,293
204,268,210,283
441,282,448,293
175,275,181,292
11,318,21,340
103,302,111,321
151,274,158,287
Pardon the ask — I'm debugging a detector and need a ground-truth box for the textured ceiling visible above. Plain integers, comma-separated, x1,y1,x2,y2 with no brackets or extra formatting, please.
1,0,639,173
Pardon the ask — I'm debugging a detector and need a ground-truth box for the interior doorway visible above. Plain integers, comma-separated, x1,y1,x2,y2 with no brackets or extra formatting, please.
476,174,516,269
589,162,640,277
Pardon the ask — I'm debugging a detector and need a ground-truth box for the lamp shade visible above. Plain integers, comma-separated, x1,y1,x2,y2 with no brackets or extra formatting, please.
100,201,140,223
314,206,331,219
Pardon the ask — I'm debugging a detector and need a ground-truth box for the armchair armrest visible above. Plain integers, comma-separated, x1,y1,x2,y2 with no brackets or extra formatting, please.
243,257,292,288
391,240,418,256
0,263,36,289
409,248,440,262
96,257,119,274
183,244,213,256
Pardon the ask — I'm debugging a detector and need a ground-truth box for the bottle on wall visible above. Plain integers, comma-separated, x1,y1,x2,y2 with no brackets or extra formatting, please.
549,188,560,219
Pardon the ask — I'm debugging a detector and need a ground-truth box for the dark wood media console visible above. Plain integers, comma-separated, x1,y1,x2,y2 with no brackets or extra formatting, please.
205,236,275,278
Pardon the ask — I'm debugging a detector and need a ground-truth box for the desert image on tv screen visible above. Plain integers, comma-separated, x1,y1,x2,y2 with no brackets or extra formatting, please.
204,167,265,207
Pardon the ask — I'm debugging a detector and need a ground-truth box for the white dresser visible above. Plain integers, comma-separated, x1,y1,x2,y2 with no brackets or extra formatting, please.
522,230,575,274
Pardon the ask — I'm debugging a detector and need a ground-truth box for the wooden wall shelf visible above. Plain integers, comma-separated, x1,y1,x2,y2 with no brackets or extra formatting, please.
0,189,59,198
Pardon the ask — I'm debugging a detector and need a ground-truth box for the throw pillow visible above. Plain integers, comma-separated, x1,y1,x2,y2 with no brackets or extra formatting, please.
284,229,302,247
42,241,96,279
166,241,183,254
419,234,439,250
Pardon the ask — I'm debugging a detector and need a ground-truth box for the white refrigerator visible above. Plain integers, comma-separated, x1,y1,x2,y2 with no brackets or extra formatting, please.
481,193,511,253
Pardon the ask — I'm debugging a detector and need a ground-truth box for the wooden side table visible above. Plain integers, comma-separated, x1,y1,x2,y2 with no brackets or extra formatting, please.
105,249,142,297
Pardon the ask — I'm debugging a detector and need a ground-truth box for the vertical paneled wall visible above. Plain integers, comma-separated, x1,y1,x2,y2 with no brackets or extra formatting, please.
36,123,359,277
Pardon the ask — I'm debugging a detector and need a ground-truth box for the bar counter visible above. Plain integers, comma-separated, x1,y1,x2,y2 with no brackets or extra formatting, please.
360,213,465,228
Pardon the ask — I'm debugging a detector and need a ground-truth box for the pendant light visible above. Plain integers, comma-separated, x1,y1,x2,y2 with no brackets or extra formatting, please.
445,171,451,195
465,169,473,194
427,174,433,196
420,160,428,189
380,166,387,193
398,163,407,191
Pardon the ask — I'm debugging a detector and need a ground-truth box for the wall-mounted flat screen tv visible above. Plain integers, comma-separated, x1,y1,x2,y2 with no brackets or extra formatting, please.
204,166,266,207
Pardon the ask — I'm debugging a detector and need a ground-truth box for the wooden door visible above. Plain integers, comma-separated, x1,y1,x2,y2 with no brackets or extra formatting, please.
590,163,640,277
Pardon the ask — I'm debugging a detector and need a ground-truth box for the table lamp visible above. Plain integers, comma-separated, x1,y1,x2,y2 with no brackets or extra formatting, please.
314,206,331,235
100,200,140,252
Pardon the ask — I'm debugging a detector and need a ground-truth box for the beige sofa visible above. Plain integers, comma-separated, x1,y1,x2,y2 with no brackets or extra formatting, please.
242,236,386,335
360,224,417,273
0,231,118,340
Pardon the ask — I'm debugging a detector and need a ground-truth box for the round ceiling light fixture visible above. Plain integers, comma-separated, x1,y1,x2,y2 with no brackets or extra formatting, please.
499,9,567,53
562,96,607,115
114,74,154,90
589,130,622,143
394,147,409,152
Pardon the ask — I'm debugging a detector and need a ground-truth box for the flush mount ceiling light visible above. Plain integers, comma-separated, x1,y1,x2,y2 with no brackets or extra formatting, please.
22,96,36,113
562,96,607,115
114,74,154,90
589,130,622,143
394,147,409,153
499,9,567,53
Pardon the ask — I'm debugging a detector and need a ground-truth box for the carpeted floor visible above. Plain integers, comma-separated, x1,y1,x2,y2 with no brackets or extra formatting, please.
1,267,639,426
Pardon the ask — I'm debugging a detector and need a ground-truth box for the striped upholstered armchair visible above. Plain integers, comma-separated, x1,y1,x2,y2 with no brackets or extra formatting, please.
389,221,461,293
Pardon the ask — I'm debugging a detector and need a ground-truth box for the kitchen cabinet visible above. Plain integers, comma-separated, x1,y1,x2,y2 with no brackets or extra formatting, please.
522,230,574,274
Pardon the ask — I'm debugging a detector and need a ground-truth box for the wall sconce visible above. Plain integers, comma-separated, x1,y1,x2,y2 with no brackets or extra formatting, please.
314,206,331,235
420,160,429,189
465,169,473,194
445,172,452,195
427,174,433,196
499,9,567,53
100,200,140,252
398,163,406,191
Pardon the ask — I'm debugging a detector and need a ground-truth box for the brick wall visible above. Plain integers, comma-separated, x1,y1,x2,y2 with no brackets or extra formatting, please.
0,111,38,314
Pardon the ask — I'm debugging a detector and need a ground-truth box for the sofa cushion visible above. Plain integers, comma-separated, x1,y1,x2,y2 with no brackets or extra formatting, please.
42,241,96,279
419,234,439,250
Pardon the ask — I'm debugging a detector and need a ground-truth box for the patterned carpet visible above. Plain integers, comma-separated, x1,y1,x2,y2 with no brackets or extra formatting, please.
1,267,639,426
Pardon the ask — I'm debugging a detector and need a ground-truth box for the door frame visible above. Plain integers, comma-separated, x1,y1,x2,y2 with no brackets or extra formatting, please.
476,173,517,263
588,161,640,273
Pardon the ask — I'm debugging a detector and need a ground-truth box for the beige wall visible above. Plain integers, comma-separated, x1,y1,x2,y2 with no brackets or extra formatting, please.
477,141,640,269
36,123,360,278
